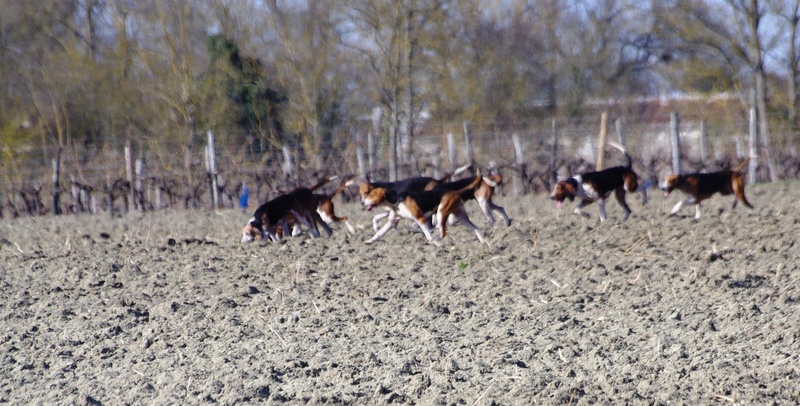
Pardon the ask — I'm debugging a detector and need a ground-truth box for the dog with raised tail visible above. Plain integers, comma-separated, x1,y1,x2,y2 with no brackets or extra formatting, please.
438,169,511,226
359,164,472,231
362,170,486,244
550,141,646,221
659,158,753,219
315,179,356,234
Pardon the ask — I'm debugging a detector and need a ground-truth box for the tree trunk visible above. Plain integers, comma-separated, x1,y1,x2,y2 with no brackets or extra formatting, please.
789,0,800,128
755,70,777,181
596,111,608,171
670,112,681,175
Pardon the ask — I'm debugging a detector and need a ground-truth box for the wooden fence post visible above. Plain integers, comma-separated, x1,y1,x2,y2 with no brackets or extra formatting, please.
367,131,375,173
699,119,709,162
512,133,526,196
447,132,456,170
281,145,293,178
155,181,163,210
135,155,145,211
748,107,757,185
52,145,62,216
356,133,367,180
670,112,681,175
125,141,134,213
70,178,80,213
615,117,625,147
206,131,219,210
463,121,474,175
596,111,608,171
550,118,558,187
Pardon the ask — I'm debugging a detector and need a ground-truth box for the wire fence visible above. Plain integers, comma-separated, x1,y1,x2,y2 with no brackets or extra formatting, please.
1,113,798,218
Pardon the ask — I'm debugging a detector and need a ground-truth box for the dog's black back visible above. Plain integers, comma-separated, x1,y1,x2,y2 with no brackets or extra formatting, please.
440,177,479,201
374,177,437,194
579,166,630,194
251,194,295,227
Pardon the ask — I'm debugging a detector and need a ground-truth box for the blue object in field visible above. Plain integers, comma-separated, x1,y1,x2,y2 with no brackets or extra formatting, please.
645,179,653,189
239,185,250,209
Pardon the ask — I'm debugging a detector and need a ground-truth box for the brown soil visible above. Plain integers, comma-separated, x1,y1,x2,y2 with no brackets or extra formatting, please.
1,182,799,404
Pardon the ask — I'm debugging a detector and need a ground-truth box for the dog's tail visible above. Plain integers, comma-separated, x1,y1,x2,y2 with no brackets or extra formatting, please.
482,173,502,188
606,141,632,169
436,163,472,183
457,168,483,196
734,157,751,174
330,179,355,199
307,176,336,192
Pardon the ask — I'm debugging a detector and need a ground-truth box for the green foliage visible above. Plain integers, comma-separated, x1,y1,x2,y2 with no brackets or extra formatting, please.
204,34,286,148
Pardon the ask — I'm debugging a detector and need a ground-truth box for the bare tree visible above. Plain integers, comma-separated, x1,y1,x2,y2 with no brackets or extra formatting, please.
772,0,800,128
261,0,348,170
137,0,211,185
655,0,778,181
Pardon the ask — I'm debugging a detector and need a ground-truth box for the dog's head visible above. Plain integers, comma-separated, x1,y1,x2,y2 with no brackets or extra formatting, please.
550,178,578,207
362,187,388,211
659,174,682,196
241,217,265,243
622,170,639,193
358,181,376,202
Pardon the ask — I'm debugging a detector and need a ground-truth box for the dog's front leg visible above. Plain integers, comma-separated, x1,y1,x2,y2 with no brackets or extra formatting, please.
371,211,390,232
597,198,608,221
670,196,694,216
695,203,702,219
365,210,398,244
574,199,592,218
416,218,436,242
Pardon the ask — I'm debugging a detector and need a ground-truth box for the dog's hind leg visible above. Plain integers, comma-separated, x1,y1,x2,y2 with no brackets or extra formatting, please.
490,201,512,226
292,210,321,238
477,198,496,226
732,178,754,210
343,220,356,234
313,211,334,237
452,207,485,244
614,188,632,221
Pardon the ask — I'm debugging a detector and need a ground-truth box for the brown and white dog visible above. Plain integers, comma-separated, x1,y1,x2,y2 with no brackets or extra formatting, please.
314,179,356,234
358,164,471,231
659,158,753,219
550,142,645,221
361,171,486,244
241,178,334,243
439,171,511,226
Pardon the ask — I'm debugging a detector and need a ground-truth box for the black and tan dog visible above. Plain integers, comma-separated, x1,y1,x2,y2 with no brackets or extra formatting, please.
362,171,485,244
358,164,471,231
241,178,334,243
550,142,645,221
659,158,753,218
439,170,511,226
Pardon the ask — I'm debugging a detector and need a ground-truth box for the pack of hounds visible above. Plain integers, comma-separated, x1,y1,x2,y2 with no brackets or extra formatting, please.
241,141,754,245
